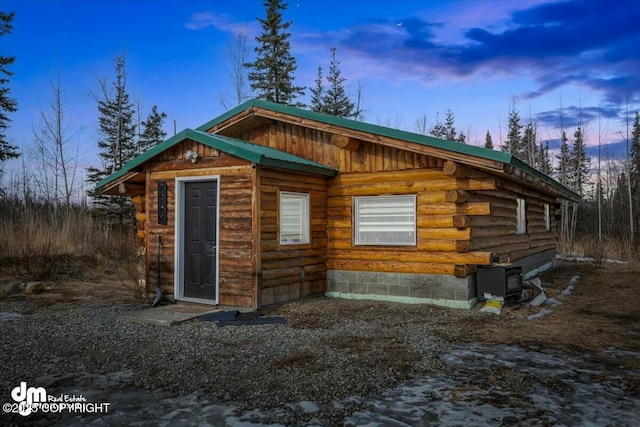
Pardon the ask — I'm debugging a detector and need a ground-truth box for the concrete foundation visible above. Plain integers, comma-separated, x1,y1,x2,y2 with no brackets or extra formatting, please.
326,270,477,309
325,248,558,309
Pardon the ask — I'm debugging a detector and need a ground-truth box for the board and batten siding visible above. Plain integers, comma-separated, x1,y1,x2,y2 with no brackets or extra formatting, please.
258,167,329,307
143,139,257,307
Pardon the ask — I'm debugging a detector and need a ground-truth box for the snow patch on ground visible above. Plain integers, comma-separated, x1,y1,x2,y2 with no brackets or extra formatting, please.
0,312,24,321
345,344,640,427
557,254,626,264
41,344,639,426
527,308,553,320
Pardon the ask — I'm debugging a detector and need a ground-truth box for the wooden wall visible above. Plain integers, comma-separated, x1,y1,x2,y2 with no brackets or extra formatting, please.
143,139,257,307
327,167,498,278
467,179,559,263
258,168,329,307
238,122,447,174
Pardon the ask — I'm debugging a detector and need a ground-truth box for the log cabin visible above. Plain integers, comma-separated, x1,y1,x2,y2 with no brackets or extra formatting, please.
97,99,579,309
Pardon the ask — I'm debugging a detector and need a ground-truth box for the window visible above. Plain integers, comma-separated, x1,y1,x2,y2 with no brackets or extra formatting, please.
544,203,551,232
280,192,310,245
354,195,416,245
516,197,526,234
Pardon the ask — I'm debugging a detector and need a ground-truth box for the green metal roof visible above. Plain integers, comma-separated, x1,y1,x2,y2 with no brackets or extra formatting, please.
197,99,580,201
95,128,337,191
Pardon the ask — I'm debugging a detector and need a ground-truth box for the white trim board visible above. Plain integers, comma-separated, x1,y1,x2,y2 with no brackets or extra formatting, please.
174,175,221,305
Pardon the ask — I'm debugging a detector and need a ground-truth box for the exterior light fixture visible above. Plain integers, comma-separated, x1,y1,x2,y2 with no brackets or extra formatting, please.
185,149,199,163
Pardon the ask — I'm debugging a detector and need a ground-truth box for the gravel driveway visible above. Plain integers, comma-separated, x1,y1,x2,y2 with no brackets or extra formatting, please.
1,295,639,426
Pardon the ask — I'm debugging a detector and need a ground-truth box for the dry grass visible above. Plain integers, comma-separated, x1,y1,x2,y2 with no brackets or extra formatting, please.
0,203,146,300
560,235,640,266
453,261,640,371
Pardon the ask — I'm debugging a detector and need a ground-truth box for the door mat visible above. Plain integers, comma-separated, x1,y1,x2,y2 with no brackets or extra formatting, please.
198,309,287,327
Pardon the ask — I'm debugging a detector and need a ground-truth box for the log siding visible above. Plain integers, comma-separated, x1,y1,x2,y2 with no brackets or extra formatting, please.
258,167,329,307
144,139,256,307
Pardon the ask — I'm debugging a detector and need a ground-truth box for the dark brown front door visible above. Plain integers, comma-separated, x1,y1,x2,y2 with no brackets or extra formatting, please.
183,180,217,301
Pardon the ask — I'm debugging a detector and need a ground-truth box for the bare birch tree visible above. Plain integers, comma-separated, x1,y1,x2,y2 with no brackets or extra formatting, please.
31,68,80,210
220,30,252,109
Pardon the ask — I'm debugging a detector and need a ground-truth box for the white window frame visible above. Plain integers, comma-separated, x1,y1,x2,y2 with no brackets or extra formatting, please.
544,203,551,232
354,195,417,246
516,197,527,234
279,191,310,245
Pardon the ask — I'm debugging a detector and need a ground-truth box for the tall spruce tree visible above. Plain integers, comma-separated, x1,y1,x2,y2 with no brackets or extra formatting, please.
429,112,445,139
569,126,590,196
310,66,325,113
502,101,523,158
321,46,355,117
536,141,552,175
0,11,19,165
246,0,304,106
138,105,167,154
555,131,570,186
430,108,465,142
443,108,457,141
484,130,494,149
522,122,537,166
86,54,137,225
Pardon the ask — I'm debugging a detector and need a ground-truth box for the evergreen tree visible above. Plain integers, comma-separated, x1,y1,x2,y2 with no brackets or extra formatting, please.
246,0,305,106
502,101,523,159
430,108,465,142
555,131,570,186
536,141,552,175
86,54,137,226
138,105,167,154
569,126,591,196
309,66,325,113
322,47,355,117
522,122,537,166
484,130,494,149
429,112,446,139
0,11,19,164
443,108,457,140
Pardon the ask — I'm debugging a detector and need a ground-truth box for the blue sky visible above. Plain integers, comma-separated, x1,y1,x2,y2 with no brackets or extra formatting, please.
3,0,640,179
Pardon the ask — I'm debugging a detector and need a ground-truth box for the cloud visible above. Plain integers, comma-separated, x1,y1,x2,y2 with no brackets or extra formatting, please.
185,11,256,36
535,105,622,130
336,0,640,105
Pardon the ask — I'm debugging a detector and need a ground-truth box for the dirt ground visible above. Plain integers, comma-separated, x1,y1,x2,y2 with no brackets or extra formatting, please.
1,259,639,425
3,259,639,357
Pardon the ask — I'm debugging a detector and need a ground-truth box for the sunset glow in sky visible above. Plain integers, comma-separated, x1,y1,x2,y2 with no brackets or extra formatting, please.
4,0,640,179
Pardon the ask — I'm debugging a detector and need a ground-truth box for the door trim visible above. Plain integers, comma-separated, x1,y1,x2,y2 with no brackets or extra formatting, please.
174,175,221,305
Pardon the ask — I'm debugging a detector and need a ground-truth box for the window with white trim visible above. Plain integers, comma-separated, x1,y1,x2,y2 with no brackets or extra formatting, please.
280,192,310,245
516,197,527,234
544,203,551,232
354,195,416,245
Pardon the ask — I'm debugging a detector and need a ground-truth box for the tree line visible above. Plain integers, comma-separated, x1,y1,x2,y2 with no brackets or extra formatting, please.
1,1,640,258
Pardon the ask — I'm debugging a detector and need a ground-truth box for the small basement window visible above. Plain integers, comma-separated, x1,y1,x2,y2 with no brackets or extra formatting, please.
354,195,416,245
516,197,526,234
544,203,551,232
280,192,310,245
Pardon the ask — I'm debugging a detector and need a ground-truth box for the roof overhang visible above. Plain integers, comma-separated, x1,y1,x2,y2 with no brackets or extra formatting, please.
96,129,337,195
198,99,580,202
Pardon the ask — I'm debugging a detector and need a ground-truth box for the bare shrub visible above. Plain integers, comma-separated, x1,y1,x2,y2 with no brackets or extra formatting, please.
0,198,147,301
0,204,95,279
98,230,147,302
